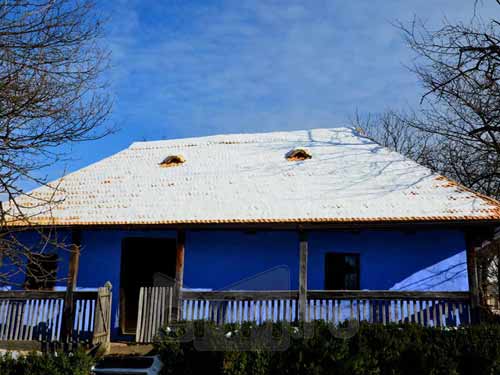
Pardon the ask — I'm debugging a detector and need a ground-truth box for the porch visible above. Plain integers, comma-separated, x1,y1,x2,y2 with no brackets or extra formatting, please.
0,226,488,347
134,288,472,343
124,227,485,343
0,287,472,347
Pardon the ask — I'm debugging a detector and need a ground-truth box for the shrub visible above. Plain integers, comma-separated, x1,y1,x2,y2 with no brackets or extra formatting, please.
0,350,93,375
154,321,500,375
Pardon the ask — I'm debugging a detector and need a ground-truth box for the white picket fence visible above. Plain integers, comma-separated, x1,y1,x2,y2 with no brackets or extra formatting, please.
135,288,472,343
0,286,111,344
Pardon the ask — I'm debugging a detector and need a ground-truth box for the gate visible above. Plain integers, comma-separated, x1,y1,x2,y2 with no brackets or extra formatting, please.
135,286,175,343
92,282,113,346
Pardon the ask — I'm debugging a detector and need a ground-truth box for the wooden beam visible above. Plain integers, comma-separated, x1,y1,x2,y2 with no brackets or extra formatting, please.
175,230,186,289
298,231,308,322
465,231,482,323
13,220,500,232
61,228,81,345
67,229,81,289
307,290,470,301
174,230,186,320
0,290,96,300
179,290,469,302
182,290,300,301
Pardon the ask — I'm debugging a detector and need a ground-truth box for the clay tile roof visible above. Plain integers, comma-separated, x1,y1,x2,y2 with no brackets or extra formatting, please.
5,127,500,226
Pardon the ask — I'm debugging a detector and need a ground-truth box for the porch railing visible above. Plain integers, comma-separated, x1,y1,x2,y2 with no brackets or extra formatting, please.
305,291,471,326
135,288,471,343
0,284,111,346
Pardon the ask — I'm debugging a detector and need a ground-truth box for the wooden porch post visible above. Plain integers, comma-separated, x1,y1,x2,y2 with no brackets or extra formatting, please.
299,231,308,322
61,228,81,345
465,230,486,324
174,230,186,320
466,242,479,323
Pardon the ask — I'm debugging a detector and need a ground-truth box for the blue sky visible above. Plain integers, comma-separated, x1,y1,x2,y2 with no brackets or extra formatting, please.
47,0,498,182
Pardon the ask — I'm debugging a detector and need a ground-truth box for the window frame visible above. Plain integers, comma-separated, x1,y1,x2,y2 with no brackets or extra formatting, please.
324,252,360,290
24,253,59,291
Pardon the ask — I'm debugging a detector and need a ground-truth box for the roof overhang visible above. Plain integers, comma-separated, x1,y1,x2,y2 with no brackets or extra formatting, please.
4,217,500,232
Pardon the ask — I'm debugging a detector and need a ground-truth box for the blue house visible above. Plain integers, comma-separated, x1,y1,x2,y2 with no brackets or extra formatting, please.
3,128,500,340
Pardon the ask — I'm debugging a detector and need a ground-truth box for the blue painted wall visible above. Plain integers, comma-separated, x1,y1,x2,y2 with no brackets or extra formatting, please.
2,227,468,339
184,229,467,291
184,231,299,290
307,230,467,290
1,230,72,288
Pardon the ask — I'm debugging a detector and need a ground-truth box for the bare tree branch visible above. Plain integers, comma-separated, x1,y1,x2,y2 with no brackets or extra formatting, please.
0,0,111,287
354,1,500,310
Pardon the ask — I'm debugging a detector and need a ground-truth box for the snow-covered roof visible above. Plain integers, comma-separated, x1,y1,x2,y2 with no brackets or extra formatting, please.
8,127,500,226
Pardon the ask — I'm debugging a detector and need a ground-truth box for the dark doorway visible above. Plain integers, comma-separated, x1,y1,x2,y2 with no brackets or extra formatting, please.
120,238,177,335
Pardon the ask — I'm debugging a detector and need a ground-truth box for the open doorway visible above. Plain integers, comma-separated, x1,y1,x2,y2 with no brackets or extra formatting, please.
120,238,177,335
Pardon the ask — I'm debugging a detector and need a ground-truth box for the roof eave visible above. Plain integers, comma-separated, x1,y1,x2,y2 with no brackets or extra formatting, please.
5,216,500,231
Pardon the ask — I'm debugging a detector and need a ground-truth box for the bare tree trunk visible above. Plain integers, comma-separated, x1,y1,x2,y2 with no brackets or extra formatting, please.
0,0,111,287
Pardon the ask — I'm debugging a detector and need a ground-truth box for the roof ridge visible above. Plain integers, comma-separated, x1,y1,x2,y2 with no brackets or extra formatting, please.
128,126,355,150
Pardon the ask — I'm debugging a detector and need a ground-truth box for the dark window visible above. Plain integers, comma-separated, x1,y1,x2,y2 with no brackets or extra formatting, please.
24,253,58,290
325,253,360,290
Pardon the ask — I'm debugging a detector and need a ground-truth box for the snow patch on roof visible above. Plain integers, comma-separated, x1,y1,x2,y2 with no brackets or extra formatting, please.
6,127,500,225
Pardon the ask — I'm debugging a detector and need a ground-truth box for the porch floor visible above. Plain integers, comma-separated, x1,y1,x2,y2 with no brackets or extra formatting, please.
108,342,155,356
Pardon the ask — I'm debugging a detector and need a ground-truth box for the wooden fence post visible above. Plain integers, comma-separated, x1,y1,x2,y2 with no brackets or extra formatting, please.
61,228,81,347
299,231,308,322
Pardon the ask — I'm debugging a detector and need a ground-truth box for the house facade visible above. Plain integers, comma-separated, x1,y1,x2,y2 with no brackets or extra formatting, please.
3,128,500,340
